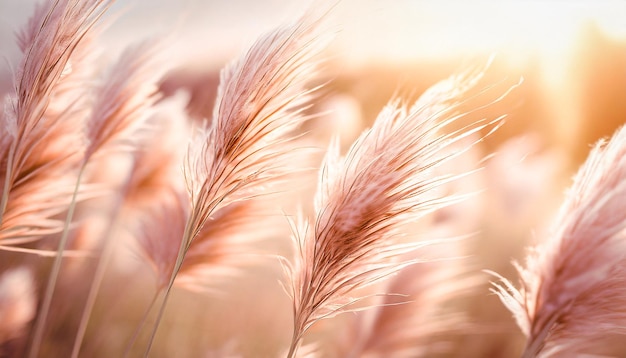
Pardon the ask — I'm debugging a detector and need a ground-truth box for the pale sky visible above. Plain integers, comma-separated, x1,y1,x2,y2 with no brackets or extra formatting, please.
2,0,626,69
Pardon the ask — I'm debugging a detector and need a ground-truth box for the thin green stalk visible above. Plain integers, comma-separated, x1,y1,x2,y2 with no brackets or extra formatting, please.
122,291,160,358
28,165,85,358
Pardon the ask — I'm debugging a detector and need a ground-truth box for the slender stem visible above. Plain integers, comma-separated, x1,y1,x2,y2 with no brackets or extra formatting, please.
522,311,559,358
286,329,301,358
72,149,154,357
142,283,174,358
122,291,161,358
29,164,86,358
521,331,547,358
142,219,192,357
70,174,134,358
521,341,539,358
70,216,118,358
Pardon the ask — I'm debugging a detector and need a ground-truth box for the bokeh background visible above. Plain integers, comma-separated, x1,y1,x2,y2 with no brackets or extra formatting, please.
3,0,626,163
1,1,626,357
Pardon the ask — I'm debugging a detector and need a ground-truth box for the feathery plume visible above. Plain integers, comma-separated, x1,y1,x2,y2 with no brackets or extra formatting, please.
284,67,510,357
84,40,161,160
0,0,111,247
10,2,123,357
183,12,328,242
122,92,190,212
141,12,329,355
491,125,626,357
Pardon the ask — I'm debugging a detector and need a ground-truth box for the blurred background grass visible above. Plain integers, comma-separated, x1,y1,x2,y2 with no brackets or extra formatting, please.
1,1,626,357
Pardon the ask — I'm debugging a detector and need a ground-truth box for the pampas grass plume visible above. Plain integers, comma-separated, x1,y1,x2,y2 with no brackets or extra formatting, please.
0,0,111,248
139,9,330,356
492,124,626,357
284,68,508,357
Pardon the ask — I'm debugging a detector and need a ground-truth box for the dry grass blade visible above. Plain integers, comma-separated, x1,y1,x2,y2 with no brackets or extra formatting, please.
285,67,510,357
491,125,626,357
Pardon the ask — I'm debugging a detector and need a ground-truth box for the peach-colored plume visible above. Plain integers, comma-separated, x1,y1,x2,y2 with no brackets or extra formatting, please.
491,124,626,357
183,12,328,244
285,67,508,357
122,93,190,211
84,40,161,160
0,0,110,247
138,14,330,354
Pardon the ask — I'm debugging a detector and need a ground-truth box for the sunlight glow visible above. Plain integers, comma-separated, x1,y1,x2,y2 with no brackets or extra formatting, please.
334,1,626,63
